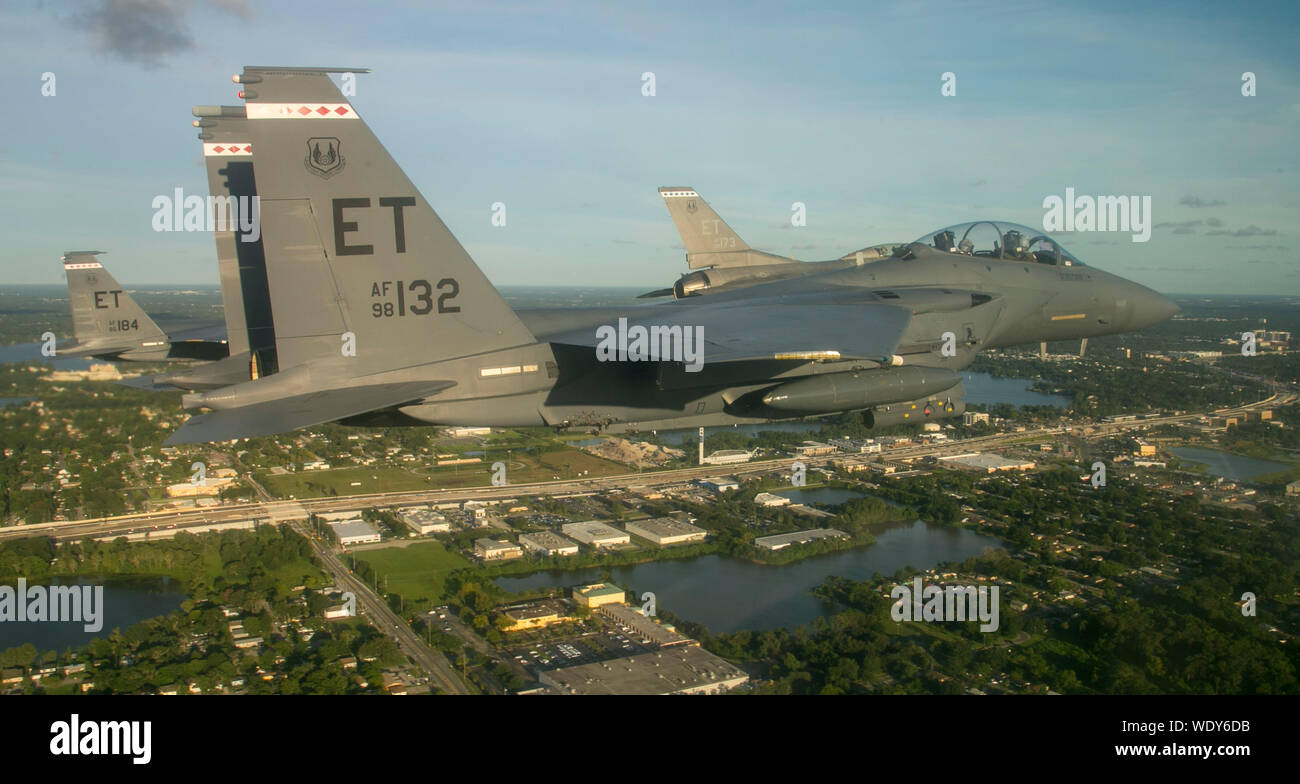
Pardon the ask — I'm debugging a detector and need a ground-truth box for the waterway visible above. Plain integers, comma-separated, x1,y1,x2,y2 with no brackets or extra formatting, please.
0,576,187,655
495,520,1002,634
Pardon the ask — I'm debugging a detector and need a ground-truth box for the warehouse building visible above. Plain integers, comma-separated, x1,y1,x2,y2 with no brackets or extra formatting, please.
400,508,451,535
754,492,792,507
561,521,629,547
537,646,749,695
701,449,754,465
499,600,570,632
328,519,382,546
697,476,740,493
939,453,1036,473
474,538,523,561
573,583,626,608
754,528,850,551
625,517,708,546
518,531,580,557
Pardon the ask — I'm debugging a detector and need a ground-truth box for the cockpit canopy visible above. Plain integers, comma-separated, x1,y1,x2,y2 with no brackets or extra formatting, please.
913,221,1084,266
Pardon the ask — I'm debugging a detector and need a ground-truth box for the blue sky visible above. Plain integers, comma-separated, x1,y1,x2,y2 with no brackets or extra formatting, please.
2,0,1298,293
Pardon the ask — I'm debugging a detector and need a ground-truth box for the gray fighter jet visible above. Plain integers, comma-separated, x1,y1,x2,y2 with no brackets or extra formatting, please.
165,66,1177,445
58,251,228,362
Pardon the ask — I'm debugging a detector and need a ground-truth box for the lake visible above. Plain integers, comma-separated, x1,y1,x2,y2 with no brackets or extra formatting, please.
774,487,869,506
1168,447,1290,481
962,371,1071,408
0,576,187,655
495,520,1002,634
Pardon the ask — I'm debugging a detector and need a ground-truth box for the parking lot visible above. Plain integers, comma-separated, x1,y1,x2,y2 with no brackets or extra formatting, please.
506,623,651,671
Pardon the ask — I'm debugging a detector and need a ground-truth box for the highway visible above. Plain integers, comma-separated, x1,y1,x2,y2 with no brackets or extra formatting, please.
3,388,1289,546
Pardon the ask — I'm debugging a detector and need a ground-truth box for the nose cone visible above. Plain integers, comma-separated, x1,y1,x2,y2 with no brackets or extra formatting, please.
1129,286,1179,330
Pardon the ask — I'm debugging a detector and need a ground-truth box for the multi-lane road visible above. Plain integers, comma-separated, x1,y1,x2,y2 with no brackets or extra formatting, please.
3,389,1289,546
290,520,471,695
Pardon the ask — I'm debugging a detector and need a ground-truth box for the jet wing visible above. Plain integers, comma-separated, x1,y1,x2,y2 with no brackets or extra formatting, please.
545,295,913,364
165,380,455,445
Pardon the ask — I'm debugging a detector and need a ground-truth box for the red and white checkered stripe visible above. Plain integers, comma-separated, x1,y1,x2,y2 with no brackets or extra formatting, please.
245,103,357,119
203,143,253,157
63,262,103,269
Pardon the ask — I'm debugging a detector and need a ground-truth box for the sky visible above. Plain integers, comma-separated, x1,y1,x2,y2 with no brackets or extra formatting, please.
2,0,1298,294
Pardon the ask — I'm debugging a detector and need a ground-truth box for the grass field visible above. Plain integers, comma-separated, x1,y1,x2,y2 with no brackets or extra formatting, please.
352,541,470,606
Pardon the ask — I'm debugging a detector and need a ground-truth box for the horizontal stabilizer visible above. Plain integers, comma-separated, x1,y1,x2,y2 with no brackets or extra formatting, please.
165,380,455,445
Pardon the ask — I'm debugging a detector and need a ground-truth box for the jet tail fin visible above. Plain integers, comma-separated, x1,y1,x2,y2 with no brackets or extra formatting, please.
194,104,278,379
61,252,169,359
659,187,796,269
237,66,536,376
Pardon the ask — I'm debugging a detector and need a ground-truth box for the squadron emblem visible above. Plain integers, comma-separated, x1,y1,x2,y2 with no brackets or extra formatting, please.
304,137,346,179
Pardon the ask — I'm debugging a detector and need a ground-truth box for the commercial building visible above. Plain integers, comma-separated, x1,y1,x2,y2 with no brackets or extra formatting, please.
474,538,523,561
754,492,792,507
573,583,626,608
938,453,1037,473
561,521,629,547
400,508,451,535
794,441,837,457
517,531,580,557
537,646,749,695
754,528,850,551
443,426,491,437
701,449,754,465
165,481,223,498
499,600,570,631
597,604,691,647
625,517,708,546
830,437,881,454
328,519,382,546
697,476,740,493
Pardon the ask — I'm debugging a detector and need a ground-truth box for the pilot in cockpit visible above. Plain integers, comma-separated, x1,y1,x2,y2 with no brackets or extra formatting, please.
933,230,956,251
1002,230,1031,261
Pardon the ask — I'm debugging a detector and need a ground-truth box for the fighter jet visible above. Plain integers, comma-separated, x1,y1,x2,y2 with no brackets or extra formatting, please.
58,251,228,362
164,66,1177,445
